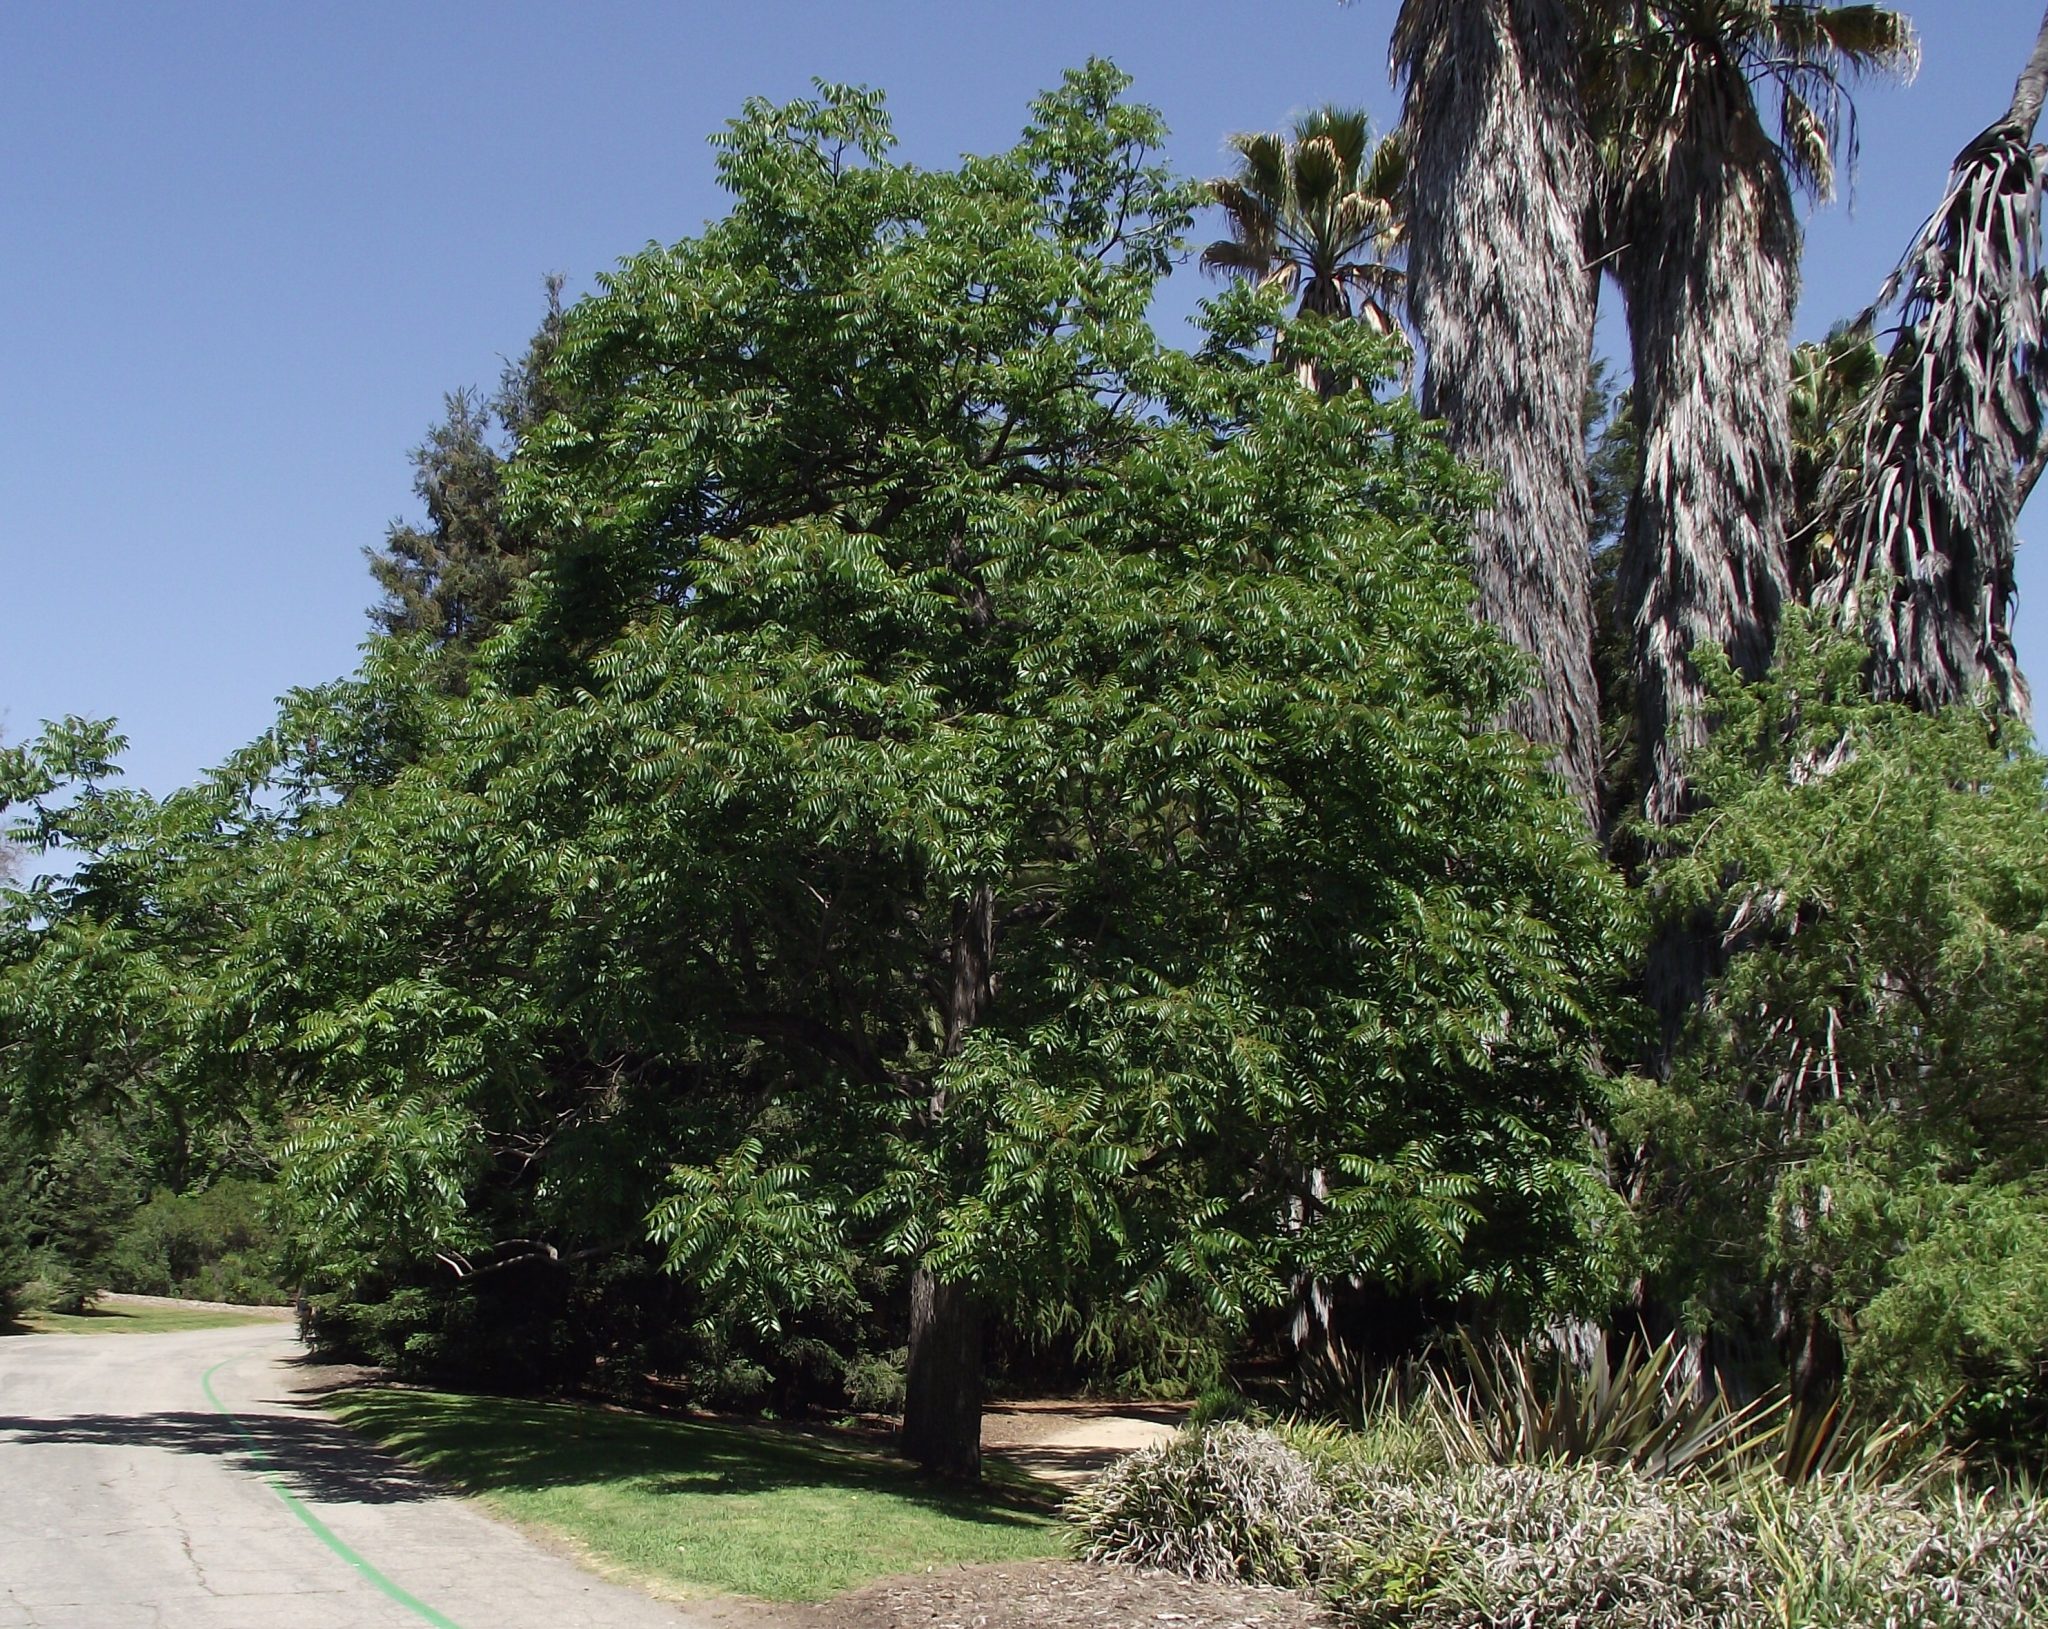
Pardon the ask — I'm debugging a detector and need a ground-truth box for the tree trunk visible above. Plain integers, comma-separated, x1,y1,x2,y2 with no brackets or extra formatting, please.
901,1266,984,1479
899,884,994,1478
1397,0,1606,832
1617,76,1796,830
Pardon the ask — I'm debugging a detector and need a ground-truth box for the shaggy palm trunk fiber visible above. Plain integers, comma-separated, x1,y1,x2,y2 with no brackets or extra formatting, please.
1398,0,1605,831
1823,5,2048,720
1618,84,1796,832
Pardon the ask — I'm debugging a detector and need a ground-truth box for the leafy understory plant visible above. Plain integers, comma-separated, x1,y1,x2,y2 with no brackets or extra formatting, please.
1063,1422,1340,1587
1071,1423,2048,1628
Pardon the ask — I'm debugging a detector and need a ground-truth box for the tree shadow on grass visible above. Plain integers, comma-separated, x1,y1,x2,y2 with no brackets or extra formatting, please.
0,1406,443,1506
331,1389,1057,1529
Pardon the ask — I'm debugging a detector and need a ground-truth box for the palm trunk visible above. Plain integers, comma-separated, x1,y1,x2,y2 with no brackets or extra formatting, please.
1820,6,2048,719
1617,85,1796,830
899,884,993,1479
1397,0,1605,831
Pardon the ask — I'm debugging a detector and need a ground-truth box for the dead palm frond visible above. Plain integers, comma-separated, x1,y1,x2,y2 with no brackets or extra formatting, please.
1814,6,2048,720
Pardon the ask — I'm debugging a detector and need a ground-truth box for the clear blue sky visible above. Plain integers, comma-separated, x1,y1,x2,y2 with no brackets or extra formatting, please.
4,1,2045,801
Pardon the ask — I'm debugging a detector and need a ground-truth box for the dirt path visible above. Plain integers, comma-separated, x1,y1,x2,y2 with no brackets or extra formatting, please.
979,1399,1184,1492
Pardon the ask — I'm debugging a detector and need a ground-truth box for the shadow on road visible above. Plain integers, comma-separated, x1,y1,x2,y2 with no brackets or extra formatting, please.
0,1406,442,1505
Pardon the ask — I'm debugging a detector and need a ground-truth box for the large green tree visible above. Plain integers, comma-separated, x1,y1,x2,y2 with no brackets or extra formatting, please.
500,67,1630,1475
4,68,1632,1480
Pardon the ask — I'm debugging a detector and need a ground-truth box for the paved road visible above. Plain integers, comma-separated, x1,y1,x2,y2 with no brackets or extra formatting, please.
0,1321,728,1629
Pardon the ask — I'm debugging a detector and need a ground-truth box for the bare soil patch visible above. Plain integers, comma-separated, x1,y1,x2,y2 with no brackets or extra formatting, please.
981,1399,1186,1491
801,1560,1330,1629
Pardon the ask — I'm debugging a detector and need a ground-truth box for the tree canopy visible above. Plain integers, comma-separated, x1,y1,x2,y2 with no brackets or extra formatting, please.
0,64,1633,1475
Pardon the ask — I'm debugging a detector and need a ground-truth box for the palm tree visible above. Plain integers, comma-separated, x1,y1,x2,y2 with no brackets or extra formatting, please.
1818,5,2048,720
1201,106,1407,394
1391,0,1607,833
1786,321,1881,598
1603,0,1917,826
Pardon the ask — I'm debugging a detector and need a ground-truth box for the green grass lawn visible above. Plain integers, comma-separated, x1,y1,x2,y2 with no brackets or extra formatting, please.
10,1302,289,1335
329,1388,1064,1601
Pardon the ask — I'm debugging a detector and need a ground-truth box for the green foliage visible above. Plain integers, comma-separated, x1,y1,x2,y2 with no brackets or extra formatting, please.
105,1178,289,1305
368,278,567,687
1074,1423,2048,1628
1850,1183,2048,1467
1633,612,2048,1463
0,1118,138,1315
3,68,1632,1437
841,1345,908,1415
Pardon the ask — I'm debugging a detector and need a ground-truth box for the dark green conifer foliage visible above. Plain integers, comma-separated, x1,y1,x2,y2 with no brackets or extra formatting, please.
367,280,566,684
1631,616,2048,1444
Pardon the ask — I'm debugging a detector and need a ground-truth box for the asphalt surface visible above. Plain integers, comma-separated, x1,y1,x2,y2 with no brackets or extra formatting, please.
0,1320,726,1629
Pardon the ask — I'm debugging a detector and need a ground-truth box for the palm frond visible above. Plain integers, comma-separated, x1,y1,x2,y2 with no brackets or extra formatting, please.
1779,88,1836,199
1223,130,1290,213
1789,4,1922,77
1297,104,1372,180
1198,238,1276,280
1290,135,1345,211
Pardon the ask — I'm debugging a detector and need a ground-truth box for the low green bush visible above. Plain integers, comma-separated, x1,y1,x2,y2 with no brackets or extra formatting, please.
106,1179,290,1305
1070,1423,2048,1628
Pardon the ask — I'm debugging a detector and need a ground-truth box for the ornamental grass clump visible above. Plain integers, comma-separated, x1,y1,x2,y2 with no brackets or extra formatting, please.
1326,1464,1759,1629
1744,1478,2048,1629
1064,1421,1341,1587
1070,1423,2048,1628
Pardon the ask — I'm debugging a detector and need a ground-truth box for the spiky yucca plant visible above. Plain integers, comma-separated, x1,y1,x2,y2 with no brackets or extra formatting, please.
1420,1331,1788,1481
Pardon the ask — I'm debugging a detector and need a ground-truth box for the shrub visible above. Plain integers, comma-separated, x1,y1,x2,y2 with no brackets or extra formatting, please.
1066,1422,1341,1587
1848,1181,2048,1470
1744,1478,2048,1629
1070,1423,2048,1628
1327,1464,1758,1629
106,1179,290,1304
842,1346,908,1415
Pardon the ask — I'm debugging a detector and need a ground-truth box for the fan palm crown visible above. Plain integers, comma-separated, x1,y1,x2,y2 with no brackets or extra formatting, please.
1201,106,1407,342
1596,2,1918,204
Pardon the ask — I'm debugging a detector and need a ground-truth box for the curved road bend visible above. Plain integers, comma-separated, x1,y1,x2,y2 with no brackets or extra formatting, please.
0,1321,724,1629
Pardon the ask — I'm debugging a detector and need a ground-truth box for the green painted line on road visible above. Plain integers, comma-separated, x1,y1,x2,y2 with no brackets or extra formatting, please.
201,1357,466,1629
